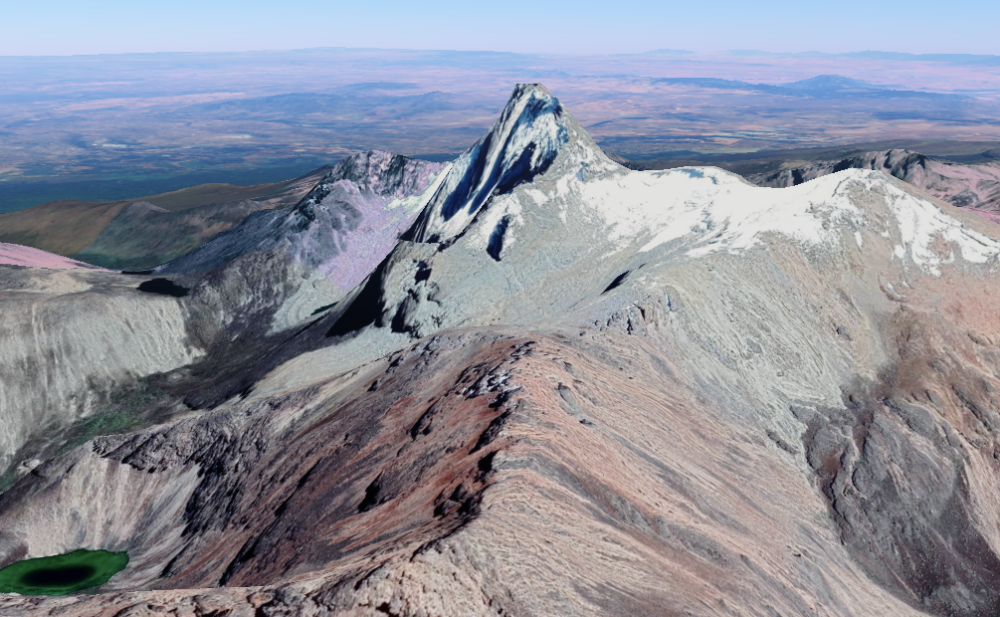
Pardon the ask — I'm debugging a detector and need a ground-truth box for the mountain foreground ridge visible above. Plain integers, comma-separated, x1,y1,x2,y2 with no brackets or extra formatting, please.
2,84,1000,616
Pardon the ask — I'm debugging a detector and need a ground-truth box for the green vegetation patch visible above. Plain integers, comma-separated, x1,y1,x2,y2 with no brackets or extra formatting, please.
0,549,129,595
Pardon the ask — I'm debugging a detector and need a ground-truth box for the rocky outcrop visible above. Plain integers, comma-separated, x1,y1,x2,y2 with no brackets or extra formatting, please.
160,151,446,278
5,85,1000,617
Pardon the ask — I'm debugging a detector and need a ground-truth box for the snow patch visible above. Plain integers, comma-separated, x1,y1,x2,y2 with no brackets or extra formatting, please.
473,194,524,259
546,167,1000,274
881,181,1000,275
568,167,865,256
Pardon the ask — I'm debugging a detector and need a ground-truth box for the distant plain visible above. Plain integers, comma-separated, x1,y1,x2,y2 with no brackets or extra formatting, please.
3,48,1000,213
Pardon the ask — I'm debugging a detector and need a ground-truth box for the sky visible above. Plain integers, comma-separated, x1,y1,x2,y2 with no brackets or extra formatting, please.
2,0,999,57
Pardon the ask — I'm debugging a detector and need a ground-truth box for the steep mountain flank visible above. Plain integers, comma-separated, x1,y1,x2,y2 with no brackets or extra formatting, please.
4,85,1000,617
0,153,446,482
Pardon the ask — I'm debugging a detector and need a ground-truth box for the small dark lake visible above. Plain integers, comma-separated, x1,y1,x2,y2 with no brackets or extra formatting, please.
0,549,128,595
21,564,97,587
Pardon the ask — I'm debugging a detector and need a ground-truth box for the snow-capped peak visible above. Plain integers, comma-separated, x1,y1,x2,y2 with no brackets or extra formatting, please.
406,84,619,244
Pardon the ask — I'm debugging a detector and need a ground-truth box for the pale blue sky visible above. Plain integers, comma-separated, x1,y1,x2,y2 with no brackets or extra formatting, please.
2,0,998,56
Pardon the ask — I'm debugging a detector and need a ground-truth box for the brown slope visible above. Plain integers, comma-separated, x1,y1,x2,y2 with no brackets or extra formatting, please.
133,166,333,212
0,166,330,265
0,199,131,257
137,181,293,212
69,200,271,271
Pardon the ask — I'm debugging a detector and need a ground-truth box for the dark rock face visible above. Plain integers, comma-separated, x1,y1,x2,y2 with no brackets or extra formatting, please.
804,392,1000,616
799,305,1000,617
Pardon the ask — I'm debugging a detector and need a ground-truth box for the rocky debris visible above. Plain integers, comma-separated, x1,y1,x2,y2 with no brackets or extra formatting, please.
5,85,1000,616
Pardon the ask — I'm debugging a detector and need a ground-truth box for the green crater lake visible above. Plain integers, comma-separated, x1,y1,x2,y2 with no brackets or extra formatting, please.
0,549,129,595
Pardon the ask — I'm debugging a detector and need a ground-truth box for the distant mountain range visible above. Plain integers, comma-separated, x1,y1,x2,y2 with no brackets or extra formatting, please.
5,47,1000,198
653,73,963,99
727,50,1000,66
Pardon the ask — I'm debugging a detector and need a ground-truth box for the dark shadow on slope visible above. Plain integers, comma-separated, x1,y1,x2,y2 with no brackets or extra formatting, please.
486,215,511,261
602,271,631,294
179,253,396,410
443,98,564,223
326,260,389,338
137,278,190,298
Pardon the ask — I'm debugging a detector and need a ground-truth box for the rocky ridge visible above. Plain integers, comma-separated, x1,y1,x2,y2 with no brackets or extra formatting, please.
748,148,1000,215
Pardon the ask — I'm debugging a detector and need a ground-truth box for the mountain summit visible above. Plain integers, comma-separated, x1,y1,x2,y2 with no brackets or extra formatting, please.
782,74,889,91
407,83,620,244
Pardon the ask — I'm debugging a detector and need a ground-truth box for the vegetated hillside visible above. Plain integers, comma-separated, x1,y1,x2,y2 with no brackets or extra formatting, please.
4,85,1000,617
0,199,132,257
0,167,330,270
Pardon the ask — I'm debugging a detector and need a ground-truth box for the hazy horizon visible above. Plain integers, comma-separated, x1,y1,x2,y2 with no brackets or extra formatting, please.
5,0,1000,56
3,46,1000,60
